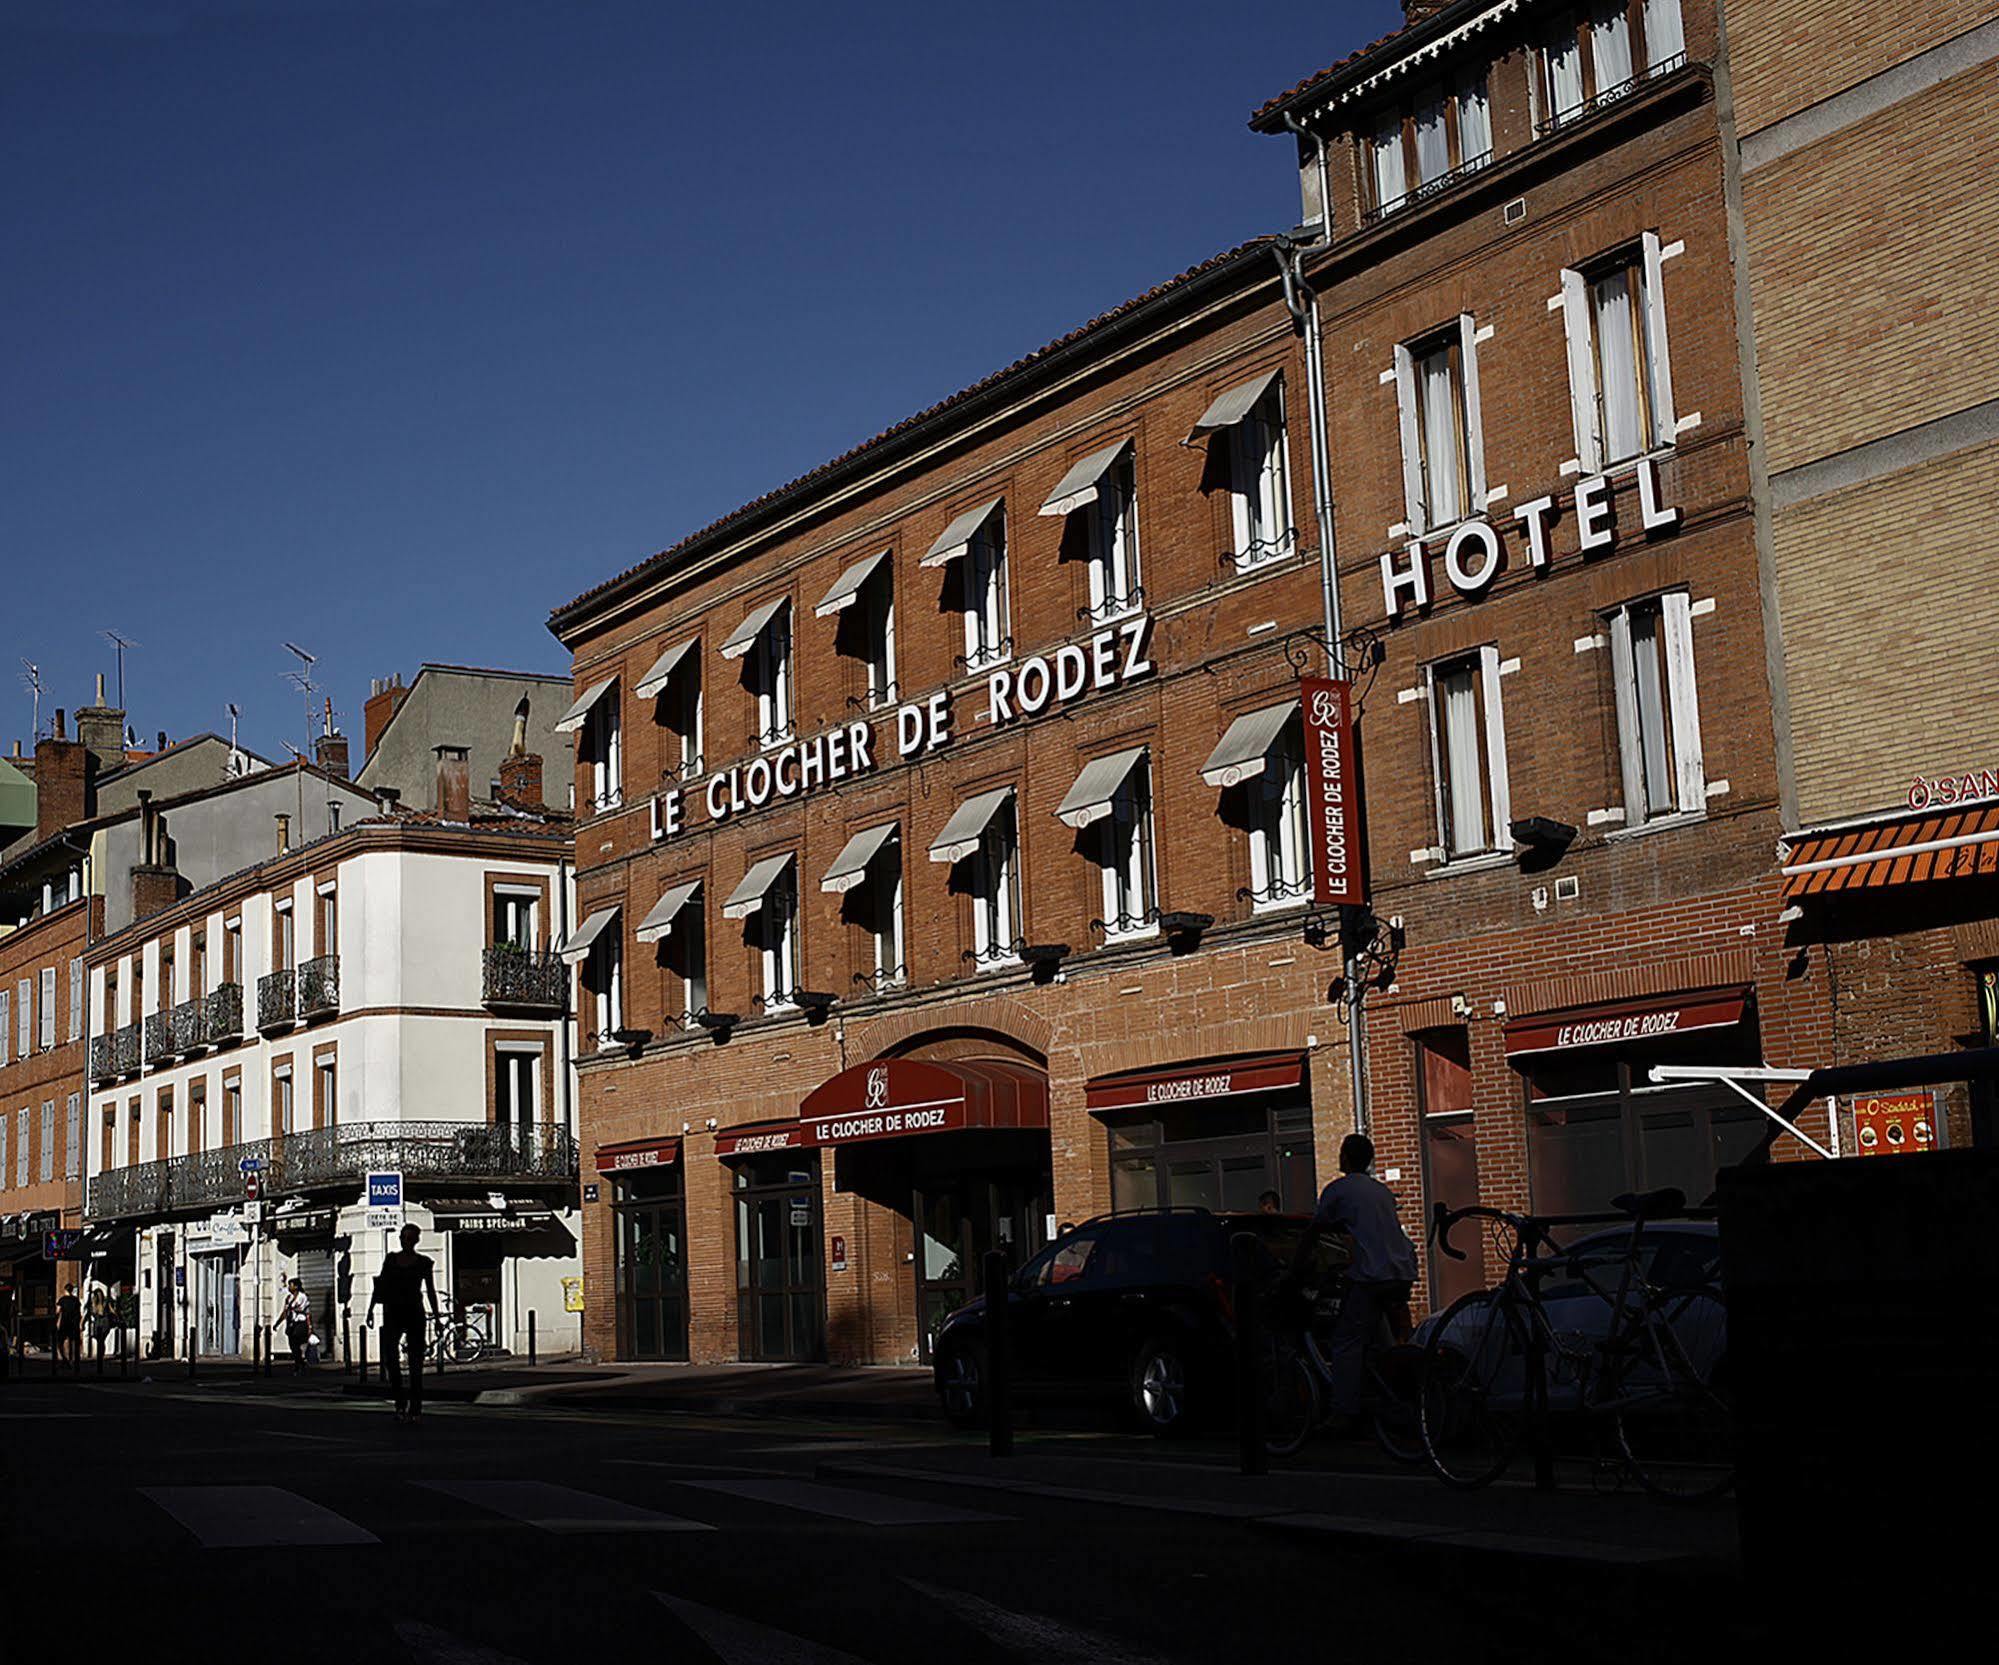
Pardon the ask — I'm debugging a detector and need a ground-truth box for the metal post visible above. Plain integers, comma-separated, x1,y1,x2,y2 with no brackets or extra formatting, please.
1528,1316,1554,1493
94,1323,103,1377
341,1308,352,1376
1232,1233,1267,1477
357,1323,368,1388
982,1249,1012,1458
528,1309,537,1367
186,1321,196,1380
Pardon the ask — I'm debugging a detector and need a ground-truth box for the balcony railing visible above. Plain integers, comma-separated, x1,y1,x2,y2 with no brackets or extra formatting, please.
482,946,567,1012
204,982,244,1045
89,1034,116,1083
144,1009,174,1062
257,969,296,1032
298,954,340,1020
170,998,204,1055
111,1022,142,1076
85,1120,580,1222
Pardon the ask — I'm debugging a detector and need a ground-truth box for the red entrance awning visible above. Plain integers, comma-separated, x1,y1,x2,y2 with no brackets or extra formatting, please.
1781,804,1999,899
593,1135,682,1175
713,1058,1050,1157
1085,1052,1306,1113
1504,988,1750,1058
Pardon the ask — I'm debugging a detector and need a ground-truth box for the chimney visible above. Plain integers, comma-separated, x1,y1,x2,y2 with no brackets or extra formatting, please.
364,673,410,758
374,785,402,817
130,789,180,922
155,730,167,754
34,707,92,840
275,813,291,855
75,673,126,772
316,697,351,780
434,745,471,822
496,695,543,810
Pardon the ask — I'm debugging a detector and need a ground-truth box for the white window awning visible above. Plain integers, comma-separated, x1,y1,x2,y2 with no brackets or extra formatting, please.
634,638,699,700
920,496,1004,569
634,880,701,945
1200,701,1298,788
928,787,1014,865
815,549,890,618
722,854,794,921
1056,747,1147,830
821,823,899,894
720,598,788,662
553,677,616,735
557,906,619,965
1185,369,1281,444
1037,440,1129,518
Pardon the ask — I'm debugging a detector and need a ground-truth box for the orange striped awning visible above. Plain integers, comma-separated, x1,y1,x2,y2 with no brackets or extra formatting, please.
1781,804,1999,899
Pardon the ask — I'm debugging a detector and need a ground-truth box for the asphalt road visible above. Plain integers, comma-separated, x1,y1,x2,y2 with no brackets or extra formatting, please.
0,1377,1757,1664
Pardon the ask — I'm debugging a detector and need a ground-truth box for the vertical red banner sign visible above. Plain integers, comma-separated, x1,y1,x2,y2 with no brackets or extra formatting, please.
1299,676,1363,906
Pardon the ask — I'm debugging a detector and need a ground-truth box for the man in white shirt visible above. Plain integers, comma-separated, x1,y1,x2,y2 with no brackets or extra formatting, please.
1294,1133,1418,1423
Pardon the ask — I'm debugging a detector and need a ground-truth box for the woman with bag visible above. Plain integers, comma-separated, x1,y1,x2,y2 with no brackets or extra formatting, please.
273,1277,311,1373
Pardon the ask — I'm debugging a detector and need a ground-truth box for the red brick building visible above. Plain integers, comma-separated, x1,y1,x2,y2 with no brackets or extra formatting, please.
552,0,1850,1367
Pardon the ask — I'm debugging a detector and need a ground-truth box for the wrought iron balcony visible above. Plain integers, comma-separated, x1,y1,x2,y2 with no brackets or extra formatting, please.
204,982,244,1045
84,1121,579,1223
482,946,567,1013
170,998,204,1055
257,969,296,1032
298,954,339,1020
144,1009,173,1062
89,1034,116,1083
111,1021,142,1076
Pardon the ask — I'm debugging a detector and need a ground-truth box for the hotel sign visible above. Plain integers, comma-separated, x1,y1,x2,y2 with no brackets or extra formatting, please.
1300,676,1362,906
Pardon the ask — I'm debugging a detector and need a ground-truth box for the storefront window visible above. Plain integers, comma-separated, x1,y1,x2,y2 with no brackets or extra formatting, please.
1101,1091,1316,1215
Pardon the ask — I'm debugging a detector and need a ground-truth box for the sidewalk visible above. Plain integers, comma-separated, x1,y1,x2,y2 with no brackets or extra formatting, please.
385,1359,941,1422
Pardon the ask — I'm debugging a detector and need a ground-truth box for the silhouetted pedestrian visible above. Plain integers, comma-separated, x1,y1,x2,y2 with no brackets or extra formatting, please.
368,1224,440,1423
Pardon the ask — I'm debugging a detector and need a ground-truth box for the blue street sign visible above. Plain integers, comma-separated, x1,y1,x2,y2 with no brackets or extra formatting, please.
239,1157,264,1174
367,1171,403,1211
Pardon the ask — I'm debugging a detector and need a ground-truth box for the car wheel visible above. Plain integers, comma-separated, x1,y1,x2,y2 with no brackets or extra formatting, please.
936,1341,986,1430
1130,1337,1196,1437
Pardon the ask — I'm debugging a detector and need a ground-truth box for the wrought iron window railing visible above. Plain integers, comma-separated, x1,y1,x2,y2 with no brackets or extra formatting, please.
144,1010,174,1062
257,969,296,1031
1238,876,1313,909
957,637,1014,674
204,982,244,1044
482,946,567,1011
1092,906,1162,940
90,1034,117,1082
1536,53,1690,137
85,1120,579,1223
1227,528,1298,572
110,1021,142,1075
298,955,339,1019
1079,587,1145,627
170,998,204,1055
1365,150,1494,225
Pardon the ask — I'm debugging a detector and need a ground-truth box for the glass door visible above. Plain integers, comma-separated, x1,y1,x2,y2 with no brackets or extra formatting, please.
616,1197,688,1361
734,1154,824,1361
913,1185,970,1365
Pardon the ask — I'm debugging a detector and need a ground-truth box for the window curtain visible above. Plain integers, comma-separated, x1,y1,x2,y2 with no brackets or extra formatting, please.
1440,665,1487,855
1593,268,1645,462
1645,0,1686,68
1457,76,1492,164
1547,31,1584,121
1373,118,1407,210
1415,95,1451,184
1419,346,1463,525
1590,1,1634,90
1630,604,1674,816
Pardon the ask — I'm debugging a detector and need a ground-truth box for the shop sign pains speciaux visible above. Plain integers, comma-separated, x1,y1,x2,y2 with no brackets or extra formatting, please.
1378,456,1682,617
651,613,1156,841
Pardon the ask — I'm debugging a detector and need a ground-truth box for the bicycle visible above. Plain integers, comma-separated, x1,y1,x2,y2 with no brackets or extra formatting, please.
1418,1189,1731,1501
1260,1276,1425,1462
426,1306,490,1365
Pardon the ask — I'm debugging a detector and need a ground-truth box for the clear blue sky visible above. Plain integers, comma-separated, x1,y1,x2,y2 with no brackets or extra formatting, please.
2,0,1401,763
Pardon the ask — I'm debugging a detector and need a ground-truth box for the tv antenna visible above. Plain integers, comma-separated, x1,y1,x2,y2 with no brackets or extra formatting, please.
101,630,140,710
225,702,250,778
282,643,319,830
19,660,41,743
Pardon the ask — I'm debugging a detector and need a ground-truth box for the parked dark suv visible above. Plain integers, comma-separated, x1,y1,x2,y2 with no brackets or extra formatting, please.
930,1207,1343,1436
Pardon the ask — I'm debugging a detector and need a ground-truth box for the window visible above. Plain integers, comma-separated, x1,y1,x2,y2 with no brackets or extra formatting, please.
750,862,799,1011
0,1114,7,1189
64,1094,79,1180
315,1054,337,1129
858,564,897,708
224,920,242,987
1085,450,1142,623
1416,1028,1482,1309
16,976,30,1057
190,936,206,1001
156,1090,173,1163
584,689,623,811
496,1048,539,1130
1644,0,1685,70
1369,72,1493,217
963,512,1011,671
11,1107,22,1188
68,958,82,1043
663,650,704,778
1094,758,1157,940
1248,717,1311,910
275,901,296,972
1227,381,1293,569
664,896,707,1019
841,832,905,990
970,798,1022,968
275,1067,295,1136
223,1079,241,1148
1395,318,1486,533
1426,647,1512,861
1608,592,1705,823
0,988,8,1068
1540,1,1683,129
318,886,338,959
1560,235,1676,470
189,1080,207,1153
494,889,539,951
585,931,623,1051
38,1100,53,1184
747,604,795,748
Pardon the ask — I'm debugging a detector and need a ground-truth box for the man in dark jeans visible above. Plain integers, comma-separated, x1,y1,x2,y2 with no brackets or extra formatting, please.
367,1224,441,1423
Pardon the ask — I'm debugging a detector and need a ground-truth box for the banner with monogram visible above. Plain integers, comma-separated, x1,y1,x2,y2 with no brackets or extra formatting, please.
1299,675,1363,906
713,1058,1048,1156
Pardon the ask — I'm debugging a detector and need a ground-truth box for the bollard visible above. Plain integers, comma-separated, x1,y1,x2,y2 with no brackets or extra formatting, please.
528,1309,537,1367
982,1249,1012,1458
357,1323,368,1388
342,1309,352,1376
187,1322,197,1381
1232,1233,1267,1477
119,1325,129,1379
262,1318,273,1377
1528,1314,1555,1492
94,1326,103,1377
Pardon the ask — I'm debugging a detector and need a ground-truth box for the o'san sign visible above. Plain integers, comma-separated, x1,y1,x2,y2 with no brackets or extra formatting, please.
1300,677,1363,907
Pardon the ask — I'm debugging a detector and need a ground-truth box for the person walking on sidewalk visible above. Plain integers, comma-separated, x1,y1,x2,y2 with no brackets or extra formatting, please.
274,1278,312,1373
1292,1133,1417,1430
368,1224,440,1423
54,1285,83,1370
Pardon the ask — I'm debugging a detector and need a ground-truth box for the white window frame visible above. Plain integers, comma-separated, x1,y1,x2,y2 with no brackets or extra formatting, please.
862,564,898,709
0,989,9,1068
38,1100,53,1184
16,977,30,1058
494,887,540,952
750,604,795,748
315,1055,337,1128
586,933,623,1050
1084,450,1143,623
275,1067,295,1137
495,1045,541,1129
1228,381,1294,570
754,865,799,1012
68,958,83,1043
667,896,708,1019
1096,759,1158,941
1608,591,1706,824
1394,318,1487,535
1248,718,1312,912
275,900,296,972
65,1093,80,1181
970,800,1022,969
865,836,906,988
14,1106,25,1187
962,514,1012,671
1371,114,1408,215
1425,646,1513,862
585,685,624,810
1560,234,1675,472
39,967,56,1051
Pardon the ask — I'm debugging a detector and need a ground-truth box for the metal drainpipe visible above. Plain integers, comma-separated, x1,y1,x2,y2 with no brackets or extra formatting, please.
1277,110,1370,1139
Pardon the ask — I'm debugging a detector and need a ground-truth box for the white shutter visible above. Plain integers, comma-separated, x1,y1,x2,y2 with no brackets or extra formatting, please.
1393,344,1427,533
16,978,28,1059
68,959,83,1042
1641,231,1678,444
1481,646,1513,850
1662,591,1706,812
40,967,56,1050
1559,268,1602,472
0,991,8,1068
65,1095,80,1180
1607,607,1646,817
1423,664,1450,852
39,1102,53,1183
1458,314,1488,506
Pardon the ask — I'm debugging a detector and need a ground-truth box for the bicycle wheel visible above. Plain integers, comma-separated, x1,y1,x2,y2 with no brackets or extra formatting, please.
445,1324,482,1365
1262,1346,1320,1458
1369,1343,1427,1465
1613,1286,1733,1502
1419,1290,1530,1489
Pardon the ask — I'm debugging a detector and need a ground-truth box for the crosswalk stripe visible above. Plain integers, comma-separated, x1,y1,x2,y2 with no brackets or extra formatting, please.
416,1479,713,1533
654,1593,877,1665
140,1485,379,1548
902,1577,1172,1665
679,1475,1003,1526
